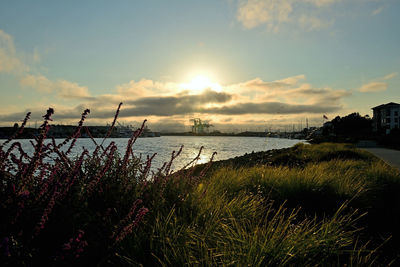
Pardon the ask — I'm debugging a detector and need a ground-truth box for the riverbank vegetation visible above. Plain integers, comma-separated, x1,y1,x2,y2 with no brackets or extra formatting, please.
1,108,400,266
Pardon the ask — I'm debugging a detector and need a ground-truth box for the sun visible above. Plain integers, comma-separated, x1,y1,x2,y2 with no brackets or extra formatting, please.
190,75,212,91
180,75,222,94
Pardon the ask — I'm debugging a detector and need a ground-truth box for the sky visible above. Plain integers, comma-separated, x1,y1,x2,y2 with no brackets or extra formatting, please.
0,0,399,132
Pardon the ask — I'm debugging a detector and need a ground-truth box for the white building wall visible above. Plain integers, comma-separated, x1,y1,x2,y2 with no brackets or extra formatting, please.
390,107,400,129
374,106,400,133
381,107,400,131
372,103,400,133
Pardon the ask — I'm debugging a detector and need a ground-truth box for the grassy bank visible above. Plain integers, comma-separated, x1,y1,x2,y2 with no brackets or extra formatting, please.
136,143,400,266
1,110,400,266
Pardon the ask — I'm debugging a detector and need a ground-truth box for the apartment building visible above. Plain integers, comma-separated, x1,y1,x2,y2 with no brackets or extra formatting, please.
372,102,400,134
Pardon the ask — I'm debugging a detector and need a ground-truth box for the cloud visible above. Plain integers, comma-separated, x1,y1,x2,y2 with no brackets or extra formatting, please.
359,82,387,92
57,80,92,99
0,98,338,123
1,29,90,100
85,74,344,120
237,0,292,31
236,0,339,32
20,74,53,93
1,72,350,130
116,79,176,98
199,101,340,115
239,78,290,90
303,0,339,7
298,15,333,31
0,110,33,122
230,75,350,107
276,74,306,86
372,6,384,16
57,77,347,118
232,75,305,96
0,105,98,123
1,29,91,101
0,29,28,73
20,74,92,99
119,90,233,117
358,72,397,93
111,76,347,118
288,85,351,103
383,72,397,80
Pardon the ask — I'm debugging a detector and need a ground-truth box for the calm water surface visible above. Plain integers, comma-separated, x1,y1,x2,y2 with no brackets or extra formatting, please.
1,136,305,171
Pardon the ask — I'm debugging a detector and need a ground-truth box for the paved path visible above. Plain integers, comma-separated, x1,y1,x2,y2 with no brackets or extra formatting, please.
362,148,400,170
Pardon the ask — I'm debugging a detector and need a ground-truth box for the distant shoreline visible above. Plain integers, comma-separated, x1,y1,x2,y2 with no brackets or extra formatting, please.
0,126,307,140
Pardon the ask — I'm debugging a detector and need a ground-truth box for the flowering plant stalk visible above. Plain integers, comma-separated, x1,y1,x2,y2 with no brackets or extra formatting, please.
0,103,216,266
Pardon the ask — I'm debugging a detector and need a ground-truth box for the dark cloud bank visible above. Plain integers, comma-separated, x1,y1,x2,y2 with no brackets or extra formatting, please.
0,89,341,123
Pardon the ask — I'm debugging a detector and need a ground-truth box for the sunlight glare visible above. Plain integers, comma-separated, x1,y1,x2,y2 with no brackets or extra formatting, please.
180,75,222,94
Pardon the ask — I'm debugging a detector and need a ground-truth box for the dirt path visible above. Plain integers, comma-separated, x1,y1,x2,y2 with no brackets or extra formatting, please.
363,148,400,170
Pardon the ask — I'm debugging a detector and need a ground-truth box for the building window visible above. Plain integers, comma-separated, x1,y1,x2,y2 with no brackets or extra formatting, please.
395,118,399,123
386,109,391,116
386,118,391,123
395,111,399,116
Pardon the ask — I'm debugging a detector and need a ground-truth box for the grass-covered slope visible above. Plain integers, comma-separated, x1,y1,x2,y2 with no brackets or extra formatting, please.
131,143,399,266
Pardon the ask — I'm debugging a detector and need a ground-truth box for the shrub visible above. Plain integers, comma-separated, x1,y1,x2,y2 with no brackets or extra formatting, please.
0,106,150,265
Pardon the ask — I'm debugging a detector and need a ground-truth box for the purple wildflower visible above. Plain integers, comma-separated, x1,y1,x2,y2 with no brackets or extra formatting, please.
114,207,149,243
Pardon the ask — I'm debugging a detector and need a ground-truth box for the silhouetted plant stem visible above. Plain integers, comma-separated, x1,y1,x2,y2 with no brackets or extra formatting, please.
100,102,122,146
0,112,31,150
22,108,54,189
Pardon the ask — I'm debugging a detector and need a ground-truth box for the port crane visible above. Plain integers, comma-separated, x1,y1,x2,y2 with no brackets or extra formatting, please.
190,118,213,134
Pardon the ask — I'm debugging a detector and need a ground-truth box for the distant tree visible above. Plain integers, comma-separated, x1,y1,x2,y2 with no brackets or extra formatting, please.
324,113,372,137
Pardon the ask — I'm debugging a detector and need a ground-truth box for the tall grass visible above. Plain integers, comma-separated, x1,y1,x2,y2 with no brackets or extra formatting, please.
1,107,399,266
121,144,399,266
148,195,371,266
